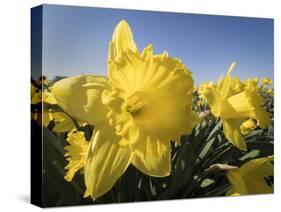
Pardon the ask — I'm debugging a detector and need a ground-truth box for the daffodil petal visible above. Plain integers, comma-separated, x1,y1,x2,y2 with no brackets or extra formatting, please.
241,156,274,194
43,91,57,104
226,169,248,196
223,119,247,151
52,112,76,132
52,75,108,126
255,110,271,128
243,177,273,194
219,63,235,99
108,20,138,61
200,87,221,117
132,135,171,177
42,111,52,127
240,156,273,177
84,127,133,200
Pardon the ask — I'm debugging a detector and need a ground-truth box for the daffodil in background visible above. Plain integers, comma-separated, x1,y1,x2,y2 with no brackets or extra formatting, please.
226,156,273,196
261,77,272,86
199,63,271,151
31,78,76,132
31,83,41,104
52,20,198,200
266,88,274,96
259,77,274,100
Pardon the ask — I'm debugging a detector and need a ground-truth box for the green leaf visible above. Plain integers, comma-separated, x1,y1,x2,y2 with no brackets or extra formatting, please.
158,143,194,199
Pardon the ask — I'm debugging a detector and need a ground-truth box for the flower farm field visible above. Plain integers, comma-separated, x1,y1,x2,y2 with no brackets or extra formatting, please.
31,20,274,207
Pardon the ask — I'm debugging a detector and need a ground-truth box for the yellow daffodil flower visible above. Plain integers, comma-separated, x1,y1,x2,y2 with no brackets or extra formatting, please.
31,77,53,105
31,83,41,104
199,63,270,151
226,156,273,196
261,77,272,86
51,112,76,132
266,88,274,96
64,130,89,182
31,85,56,105
42,92,76,131
31,84,76,132
52,20,198,200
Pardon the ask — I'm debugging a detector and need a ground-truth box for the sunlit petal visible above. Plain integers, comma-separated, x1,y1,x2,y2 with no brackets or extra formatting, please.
84,127,133,200
52,75,108,126
223,119,247,151
132,135,171,177
108,20,138,61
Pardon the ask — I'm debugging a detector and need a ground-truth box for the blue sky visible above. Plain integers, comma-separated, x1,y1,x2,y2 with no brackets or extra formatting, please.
41,4,274,85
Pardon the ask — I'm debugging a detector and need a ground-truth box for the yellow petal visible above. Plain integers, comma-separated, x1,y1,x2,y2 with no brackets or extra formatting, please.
43,91,57,104
218,62,236,99
226,169,248,196
255,110,271,128
223,119,247,151
243,176,273,194
240,156,273,177
200,87,222,117
227,90,258,117
226,87,271,126
226,156,274,196
108,20,138,61
52,112,76,132
42,111,52,127
52,75,108,126
240,156,273,194
84,127,133,200
261,77,272,86
240,119,257,135
132,135,171,177
64,130,89,182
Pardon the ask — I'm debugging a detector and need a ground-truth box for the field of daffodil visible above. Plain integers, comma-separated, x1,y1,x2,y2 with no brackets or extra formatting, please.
31,20,274,207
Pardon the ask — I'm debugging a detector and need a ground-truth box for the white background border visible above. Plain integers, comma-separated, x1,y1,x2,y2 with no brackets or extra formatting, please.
0,0,280,211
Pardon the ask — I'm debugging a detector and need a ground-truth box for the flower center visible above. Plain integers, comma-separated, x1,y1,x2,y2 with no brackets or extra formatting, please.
126,91,147,116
